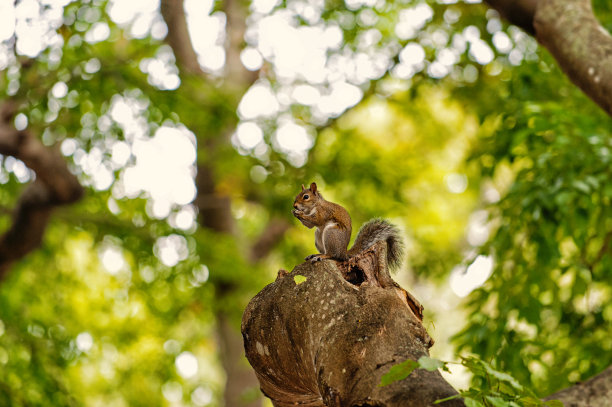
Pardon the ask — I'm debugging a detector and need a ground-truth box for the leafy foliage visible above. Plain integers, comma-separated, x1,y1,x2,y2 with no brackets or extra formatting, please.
0,0,611,405
381,356,562,407
453,41,612,397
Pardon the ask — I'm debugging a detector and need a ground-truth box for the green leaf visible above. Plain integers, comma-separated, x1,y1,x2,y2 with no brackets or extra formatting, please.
543,400,564,407
485,396,511,407
464,397,486,407
572,180,591,194
418,356,449,372
484,364,524,391
518,396,544,407
379,359,419,386
293,275,307,285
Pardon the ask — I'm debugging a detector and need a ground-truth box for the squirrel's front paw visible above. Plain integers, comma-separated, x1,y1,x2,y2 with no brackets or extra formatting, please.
305,254,317,261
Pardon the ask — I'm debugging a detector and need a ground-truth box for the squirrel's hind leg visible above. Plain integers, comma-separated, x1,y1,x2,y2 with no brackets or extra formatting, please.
305,224,350,263
322,226,350,261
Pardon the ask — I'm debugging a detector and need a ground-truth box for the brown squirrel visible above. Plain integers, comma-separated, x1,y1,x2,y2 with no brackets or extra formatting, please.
292,182,404,270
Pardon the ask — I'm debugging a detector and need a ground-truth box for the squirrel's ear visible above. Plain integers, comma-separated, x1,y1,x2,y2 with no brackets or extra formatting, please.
301,184,306,191
309,182,317,194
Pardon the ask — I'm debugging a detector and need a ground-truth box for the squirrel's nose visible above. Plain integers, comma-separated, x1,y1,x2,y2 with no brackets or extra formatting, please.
293,203,298,209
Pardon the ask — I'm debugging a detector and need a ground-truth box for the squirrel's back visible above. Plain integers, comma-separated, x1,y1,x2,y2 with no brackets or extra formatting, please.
347,218,404,271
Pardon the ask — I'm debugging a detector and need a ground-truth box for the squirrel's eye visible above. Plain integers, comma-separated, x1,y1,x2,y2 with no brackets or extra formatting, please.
303,194,309,200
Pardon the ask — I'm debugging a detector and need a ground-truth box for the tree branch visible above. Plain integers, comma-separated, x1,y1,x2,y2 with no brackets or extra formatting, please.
249,218,291,263
0,102,83,278
484,0,537,35
534,0,612,116
546,365,612,406
160,0,204,76
224,0,259,87
485,0,612,117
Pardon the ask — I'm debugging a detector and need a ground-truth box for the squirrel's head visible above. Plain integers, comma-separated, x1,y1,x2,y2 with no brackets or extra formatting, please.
292,182,322,218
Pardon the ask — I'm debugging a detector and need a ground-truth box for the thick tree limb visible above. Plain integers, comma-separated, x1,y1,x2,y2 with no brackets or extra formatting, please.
242,241,463,406
0,102,83,278
545,365,612,406
534,0,612,116
485,0,612,117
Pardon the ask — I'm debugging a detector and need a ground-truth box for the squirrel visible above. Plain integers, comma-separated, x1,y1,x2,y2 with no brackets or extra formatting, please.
292,182,404,270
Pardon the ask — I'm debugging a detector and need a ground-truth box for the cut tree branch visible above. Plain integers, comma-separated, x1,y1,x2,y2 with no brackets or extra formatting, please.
242,241,462,406
485,0,612,117
0,102,83,278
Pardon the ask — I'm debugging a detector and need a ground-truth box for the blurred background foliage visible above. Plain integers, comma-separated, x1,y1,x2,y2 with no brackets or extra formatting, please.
0,0,611,406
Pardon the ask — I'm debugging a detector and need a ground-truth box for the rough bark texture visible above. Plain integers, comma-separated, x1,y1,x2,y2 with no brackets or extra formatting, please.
485,0,612,117
242,241,463,407
545,365,612,407
534,0,612,116
0,102,83,278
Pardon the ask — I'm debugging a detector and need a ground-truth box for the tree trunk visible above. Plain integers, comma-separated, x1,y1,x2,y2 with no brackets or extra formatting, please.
218,310,262,407
160,0,264,404
241,241,463,406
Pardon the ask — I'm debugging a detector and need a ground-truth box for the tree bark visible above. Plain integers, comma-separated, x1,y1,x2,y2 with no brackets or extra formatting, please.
545,365,612,407
242,241,463,406
484,0,612,117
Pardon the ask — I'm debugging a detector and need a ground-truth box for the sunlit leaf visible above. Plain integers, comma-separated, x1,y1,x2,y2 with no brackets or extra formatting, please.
418,356,449,372
379,359,419,386
293,275,307,285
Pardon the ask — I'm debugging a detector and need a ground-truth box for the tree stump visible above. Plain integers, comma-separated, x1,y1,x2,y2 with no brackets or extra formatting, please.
241,241,464,406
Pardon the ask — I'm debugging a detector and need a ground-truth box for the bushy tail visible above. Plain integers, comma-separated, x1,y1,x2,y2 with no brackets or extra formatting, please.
347,219,405,271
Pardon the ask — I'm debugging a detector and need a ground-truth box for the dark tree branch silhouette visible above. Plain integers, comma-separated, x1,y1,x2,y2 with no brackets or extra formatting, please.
0,102,83,278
